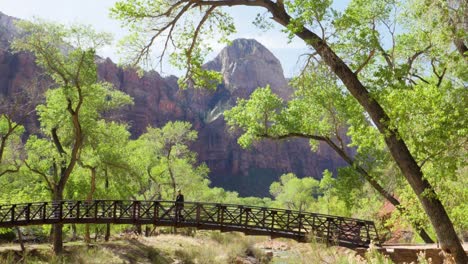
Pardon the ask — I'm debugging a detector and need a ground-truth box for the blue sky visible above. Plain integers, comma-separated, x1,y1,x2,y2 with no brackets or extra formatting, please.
0,0,347,77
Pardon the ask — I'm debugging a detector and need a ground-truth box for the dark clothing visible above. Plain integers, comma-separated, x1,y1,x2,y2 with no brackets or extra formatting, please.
175,194,184,221
176,194,184,204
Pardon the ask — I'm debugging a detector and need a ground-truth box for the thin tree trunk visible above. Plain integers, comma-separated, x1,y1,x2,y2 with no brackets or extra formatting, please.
105,224,111,242
15,227,25,253
85,167,96,243
71,224,77,241
53,189,64,255
145,226,151,237
167,150,177,200
94,227,99,241
104,169,111,241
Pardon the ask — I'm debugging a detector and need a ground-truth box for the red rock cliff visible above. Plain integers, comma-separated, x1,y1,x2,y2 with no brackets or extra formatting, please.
0,13,347,196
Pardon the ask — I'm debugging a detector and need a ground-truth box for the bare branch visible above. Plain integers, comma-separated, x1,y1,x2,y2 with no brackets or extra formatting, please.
183,5,216,83
411,73,430,84
132,2,195,67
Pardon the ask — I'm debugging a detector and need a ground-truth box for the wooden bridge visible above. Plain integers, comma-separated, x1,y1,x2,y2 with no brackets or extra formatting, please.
0,200,379,248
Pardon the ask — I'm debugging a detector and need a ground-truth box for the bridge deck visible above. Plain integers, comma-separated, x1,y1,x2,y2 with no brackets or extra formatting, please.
0,200,379,248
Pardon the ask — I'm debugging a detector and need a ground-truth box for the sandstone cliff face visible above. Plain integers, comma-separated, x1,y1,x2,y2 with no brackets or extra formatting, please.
0,13,347,197
204,38,290,100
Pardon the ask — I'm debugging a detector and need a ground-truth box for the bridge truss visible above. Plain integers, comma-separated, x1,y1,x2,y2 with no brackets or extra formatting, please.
0,200,380,248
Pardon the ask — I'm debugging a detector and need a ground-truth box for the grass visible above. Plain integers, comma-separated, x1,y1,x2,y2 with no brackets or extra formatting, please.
0,239,171,264
0,231,399,264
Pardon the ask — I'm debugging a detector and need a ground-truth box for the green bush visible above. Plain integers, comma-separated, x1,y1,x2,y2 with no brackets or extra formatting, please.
0,230,15,242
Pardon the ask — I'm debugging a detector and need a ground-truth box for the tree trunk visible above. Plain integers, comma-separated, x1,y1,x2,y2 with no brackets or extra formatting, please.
85,227,90,243
104,169,111,242
71,224,77,241
105,224,111,242
145,226,151,237
53,224,63,254
15,227,25,253
52,189,64,255
260,4,466,262
94,227,99,241
167,150,177,200
85,167,96,243
323,138,434,243
295,27,465,263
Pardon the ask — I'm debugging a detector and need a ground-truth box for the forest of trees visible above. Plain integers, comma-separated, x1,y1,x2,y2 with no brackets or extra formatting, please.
0,0,466,263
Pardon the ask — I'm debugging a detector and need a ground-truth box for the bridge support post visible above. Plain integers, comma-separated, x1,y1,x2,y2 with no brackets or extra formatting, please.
10,205,16,222
113,201,118,221
298,214,303,238
196,203,201,226
133,201,141,222
365,222,371,245
220,205,225,231
270,210,277,236
153,201,159,224
261,208,266,228
244,208,251,230
42,202,47,221
26,203,31,223
76,201,80,220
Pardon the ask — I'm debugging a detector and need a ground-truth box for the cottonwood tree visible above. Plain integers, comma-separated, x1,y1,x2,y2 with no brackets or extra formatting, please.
134,121,209,200
223,73,436,242
12,20,131,254
269,171,351,216
270,173,320,211
111,0,467,261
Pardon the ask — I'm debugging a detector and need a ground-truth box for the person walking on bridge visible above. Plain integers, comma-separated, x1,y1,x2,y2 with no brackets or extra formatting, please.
175,189,184,221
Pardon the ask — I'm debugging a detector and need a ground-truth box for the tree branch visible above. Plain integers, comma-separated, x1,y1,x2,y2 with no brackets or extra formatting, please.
183,5,216,83
354,49,375,75
51,128,66,155
25,161,54,192
0,167,20,177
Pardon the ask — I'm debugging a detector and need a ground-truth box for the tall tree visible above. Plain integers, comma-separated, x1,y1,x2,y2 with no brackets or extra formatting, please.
111,1,467,261
223,79,436,242
135,121,209,200
11,20,128,254
270,173,320,211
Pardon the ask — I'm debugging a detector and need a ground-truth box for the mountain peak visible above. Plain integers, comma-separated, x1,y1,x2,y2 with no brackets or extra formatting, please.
224,38,274,61
205,38,289,99
0,11,19,49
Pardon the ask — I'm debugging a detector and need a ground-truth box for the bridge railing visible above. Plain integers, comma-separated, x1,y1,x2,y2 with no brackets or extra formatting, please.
0,200,379,248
